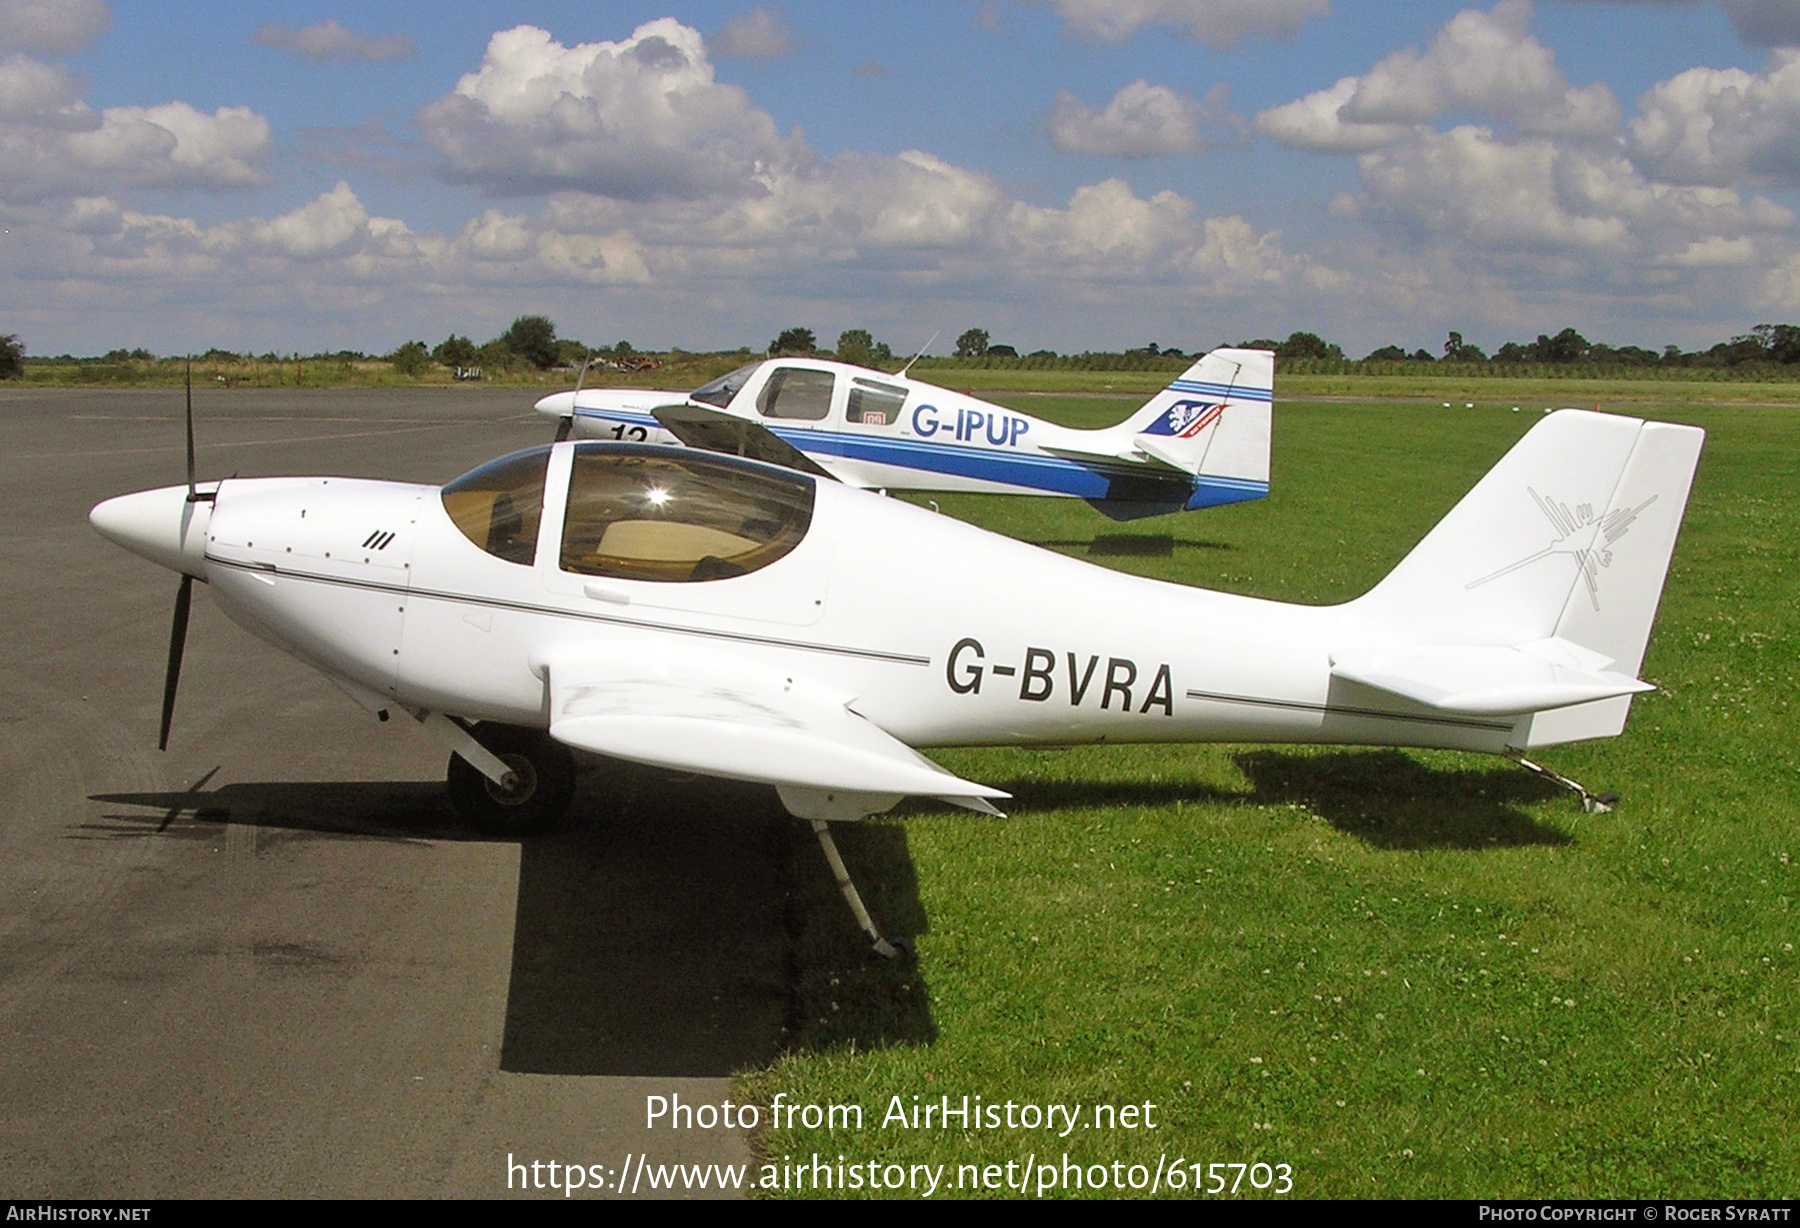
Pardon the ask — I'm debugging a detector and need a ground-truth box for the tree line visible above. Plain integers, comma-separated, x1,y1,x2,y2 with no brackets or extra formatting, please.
11,320,1800,379
1243,325,1800,370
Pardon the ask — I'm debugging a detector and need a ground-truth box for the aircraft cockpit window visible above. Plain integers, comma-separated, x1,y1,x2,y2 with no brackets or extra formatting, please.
755,368,835,421
847,378,906,426
690,362,763,409
561,447,814,583
441,446,549,564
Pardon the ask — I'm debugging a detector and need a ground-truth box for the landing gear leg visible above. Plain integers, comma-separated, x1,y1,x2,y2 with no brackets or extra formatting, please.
1504,750,1618,814
429,717,576,835
810,819,907,959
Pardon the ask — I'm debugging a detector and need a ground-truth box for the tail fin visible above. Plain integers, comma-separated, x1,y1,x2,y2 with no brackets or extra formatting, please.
1115,347,1272,488
1336,410,1703,746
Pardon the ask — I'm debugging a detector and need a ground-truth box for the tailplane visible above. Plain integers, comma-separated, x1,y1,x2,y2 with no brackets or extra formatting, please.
1336,410,1703,747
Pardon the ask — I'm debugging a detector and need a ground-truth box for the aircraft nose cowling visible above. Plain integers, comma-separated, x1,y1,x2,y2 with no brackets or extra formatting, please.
535,391,575,419
89,484,212,579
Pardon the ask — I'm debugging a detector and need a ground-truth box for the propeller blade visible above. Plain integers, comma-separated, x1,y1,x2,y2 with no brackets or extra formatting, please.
182,359,216,504
185,358,195,498
554,356,591,442
159,574,192,751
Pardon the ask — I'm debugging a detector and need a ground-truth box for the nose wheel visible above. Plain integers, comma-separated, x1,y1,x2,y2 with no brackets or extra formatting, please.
445,723,577,836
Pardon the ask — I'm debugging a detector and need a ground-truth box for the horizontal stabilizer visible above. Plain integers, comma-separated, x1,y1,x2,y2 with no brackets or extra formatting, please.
1040,443,1138,467
1131,433,1210,475
1331,638,1653,716
538,644,1006,817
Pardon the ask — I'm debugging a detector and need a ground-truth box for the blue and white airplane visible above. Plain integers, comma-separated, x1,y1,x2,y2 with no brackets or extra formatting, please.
534,347,1272,520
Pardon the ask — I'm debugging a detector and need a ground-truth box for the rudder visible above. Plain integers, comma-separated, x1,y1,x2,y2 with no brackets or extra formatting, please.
1119,347,1272,486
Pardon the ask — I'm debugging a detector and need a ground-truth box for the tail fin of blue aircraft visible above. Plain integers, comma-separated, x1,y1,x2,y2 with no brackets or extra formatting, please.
1334,410,1704,748
1114,347,1273,489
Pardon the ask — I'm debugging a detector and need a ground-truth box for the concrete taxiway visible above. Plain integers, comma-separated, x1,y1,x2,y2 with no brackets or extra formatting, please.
0,386,819,1198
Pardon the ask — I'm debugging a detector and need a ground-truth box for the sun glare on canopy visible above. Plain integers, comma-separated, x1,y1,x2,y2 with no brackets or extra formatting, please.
560,446,814,582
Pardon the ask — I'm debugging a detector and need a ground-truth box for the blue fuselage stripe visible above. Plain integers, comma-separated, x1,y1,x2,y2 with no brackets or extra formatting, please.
571,409,1268,505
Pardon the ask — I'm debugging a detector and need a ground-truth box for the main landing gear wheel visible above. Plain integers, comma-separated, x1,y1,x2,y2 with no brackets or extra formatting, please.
446,723,576,836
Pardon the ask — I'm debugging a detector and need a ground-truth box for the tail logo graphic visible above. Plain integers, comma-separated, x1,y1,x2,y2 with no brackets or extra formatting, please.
1466,487,1660,610
1144,400,1224,439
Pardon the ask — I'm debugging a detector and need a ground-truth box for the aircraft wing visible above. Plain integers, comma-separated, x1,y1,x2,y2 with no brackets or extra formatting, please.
650,402,838,481
1330,637,1653,716
536,644,1007,820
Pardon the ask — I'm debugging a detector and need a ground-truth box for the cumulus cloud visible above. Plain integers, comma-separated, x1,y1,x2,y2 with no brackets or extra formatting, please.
1048,81,1238,157
1351,124,1791,268
0,0,109,54
0,66,272,202
1252,2,1800,324
1355,128,1626,252
1258,1,1617,152
0,20,276,203
0,5,1346,354
0,52,86,124
148,185,650,285
418,21,799,200
1008,179,1197,268
250,182,374,259
1630,51,1800,186
254,20,413,63
1004,177,1317,293
862,151,1006,246
75,183,653,287
65,102,270,189
503,143,1312,302
1026,0,1329,46
1257,77,1417,153
712,6,794,59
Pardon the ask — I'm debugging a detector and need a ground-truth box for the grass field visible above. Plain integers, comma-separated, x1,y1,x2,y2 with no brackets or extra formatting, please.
21,355,1800,410
739,395,1799,1198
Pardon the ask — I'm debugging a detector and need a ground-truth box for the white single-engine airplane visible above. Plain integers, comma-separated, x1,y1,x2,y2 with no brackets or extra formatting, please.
91,407,1700,955
533,348,1272,520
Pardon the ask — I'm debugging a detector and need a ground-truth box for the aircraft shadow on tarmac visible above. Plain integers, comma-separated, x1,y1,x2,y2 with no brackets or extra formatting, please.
89,761,936,1078
86,748,1567,1074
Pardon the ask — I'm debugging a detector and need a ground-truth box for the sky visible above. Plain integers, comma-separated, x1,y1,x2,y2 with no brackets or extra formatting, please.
5,0,1800,359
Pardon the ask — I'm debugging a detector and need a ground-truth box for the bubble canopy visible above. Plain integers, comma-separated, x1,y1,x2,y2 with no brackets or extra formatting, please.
441,444,816,582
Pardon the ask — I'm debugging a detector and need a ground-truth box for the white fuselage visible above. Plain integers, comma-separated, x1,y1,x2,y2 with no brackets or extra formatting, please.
195,444,1518,759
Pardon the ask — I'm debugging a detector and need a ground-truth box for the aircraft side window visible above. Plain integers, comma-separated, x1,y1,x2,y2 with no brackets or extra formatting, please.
560,447,814,582
756,368,835,421
441,447,549,564
690,361,763,409
847,379,905,426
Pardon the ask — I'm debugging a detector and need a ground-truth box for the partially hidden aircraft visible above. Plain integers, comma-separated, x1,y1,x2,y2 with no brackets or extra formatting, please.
90,407,1701,955
533,347,1273,520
